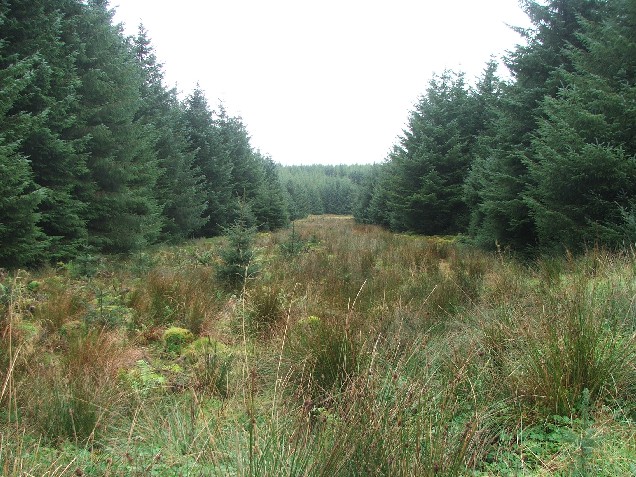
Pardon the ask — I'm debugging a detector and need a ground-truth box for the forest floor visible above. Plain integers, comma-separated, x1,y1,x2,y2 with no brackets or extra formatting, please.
1,215,635,476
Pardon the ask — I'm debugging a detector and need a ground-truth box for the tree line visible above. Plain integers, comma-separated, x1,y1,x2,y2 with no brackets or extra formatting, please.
281,165,371,220
354,0,636,254
0,0,377,269
0,0,295,268
4,0,632,269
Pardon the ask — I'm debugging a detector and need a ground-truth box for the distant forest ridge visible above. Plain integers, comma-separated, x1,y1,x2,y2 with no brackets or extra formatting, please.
1,0,635,268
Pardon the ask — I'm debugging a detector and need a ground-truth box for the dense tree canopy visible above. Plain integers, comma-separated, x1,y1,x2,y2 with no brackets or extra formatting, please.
0,46,46,267
132,26,208,242
3,0,634,268
75,0,163,254
0,0,298,268
1,0,88,262
280,165,371,220
384,71,478,234
526,0,636,251
356,0,636,254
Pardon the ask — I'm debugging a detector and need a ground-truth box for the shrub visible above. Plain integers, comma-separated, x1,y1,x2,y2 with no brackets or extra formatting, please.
216,204,260,290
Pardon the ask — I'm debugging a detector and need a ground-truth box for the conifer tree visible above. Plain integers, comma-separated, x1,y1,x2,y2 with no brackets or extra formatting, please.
526,0,636,251
132,25,208,241
72,0,162,253
386,71,474,234
215,104,263,208
183,87,234,236
321,177,354,215
463,62,515,247
251,155,289,230
216,201,259,290
1,0,89,260
466,0,604,250
284,179,311,220
353,164,390,226
0,52,46,267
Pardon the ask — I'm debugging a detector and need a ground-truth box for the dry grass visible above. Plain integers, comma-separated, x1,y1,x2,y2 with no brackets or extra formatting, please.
1,216,635,475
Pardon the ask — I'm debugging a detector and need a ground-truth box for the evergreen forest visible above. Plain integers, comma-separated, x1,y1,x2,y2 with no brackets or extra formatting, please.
1,0,293,268
2,0,635,268
2,0,636,475
356,0,636,255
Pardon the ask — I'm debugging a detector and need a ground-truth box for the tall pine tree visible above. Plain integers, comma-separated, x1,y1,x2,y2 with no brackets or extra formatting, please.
466,0,605,251
386,71,476,234
72,0,162,253
1,0,89,261
0,48,46,267
132,25,208,242
526,0,636,251
251,155,289,230
183,87,235,236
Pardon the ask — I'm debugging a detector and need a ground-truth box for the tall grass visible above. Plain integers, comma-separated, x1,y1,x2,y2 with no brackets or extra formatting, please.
128,266,221,334
1,216,635,475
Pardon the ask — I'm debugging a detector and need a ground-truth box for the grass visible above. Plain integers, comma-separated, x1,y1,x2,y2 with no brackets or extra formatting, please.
1,215,635,475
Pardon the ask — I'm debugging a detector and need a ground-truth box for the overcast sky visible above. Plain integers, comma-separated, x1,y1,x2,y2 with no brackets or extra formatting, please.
112,1,531,166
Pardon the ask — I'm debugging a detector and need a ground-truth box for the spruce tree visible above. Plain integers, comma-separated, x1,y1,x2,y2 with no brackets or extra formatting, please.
465,0,605,251
354,164,391,226
526,0,636,251
463,62,518,248
1,0,89,261
386,71,474,235
0,52,46,267
251,155,289,230
132,25,208,241
321,177,354,215
183,87,234,236
215,104,263,208
72,0,162,253
284,179,311,220
216,201,260,290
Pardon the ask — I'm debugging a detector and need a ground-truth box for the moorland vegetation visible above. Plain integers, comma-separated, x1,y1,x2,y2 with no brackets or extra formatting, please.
2,216,635,475
2,0,636,474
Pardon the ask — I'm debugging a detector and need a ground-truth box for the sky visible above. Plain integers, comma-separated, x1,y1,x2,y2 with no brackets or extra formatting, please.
112,1,531,166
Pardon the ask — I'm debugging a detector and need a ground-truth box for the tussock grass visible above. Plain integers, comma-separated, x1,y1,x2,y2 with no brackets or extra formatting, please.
1,216,635,475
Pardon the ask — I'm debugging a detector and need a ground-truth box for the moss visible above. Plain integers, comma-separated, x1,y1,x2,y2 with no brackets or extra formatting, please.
163,327,194,355
27,280,40,292
185,337,230,357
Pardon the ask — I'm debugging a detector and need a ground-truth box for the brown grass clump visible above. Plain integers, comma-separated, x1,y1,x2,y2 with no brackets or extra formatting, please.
128,266,222,334
19,328,136,444
32,278,87,336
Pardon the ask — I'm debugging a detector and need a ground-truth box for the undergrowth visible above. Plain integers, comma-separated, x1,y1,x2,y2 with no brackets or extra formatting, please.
1,216,635,476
